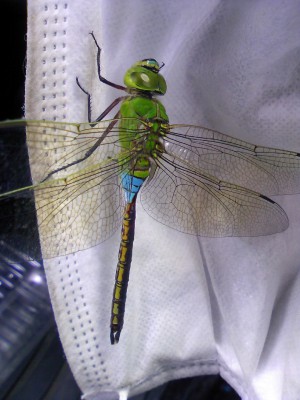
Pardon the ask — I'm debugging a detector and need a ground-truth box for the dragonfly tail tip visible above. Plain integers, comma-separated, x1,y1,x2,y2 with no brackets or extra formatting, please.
110,329,121,345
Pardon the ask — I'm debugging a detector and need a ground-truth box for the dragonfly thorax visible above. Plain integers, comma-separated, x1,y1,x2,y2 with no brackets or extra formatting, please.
119,95,169,181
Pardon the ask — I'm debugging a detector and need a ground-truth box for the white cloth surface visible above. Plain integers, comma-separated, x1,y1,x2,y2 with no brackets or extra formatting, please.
26,1,300,399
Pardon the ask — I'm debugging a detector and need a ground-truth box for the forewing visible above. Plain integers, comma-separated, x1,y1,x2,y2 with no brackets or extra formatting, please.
165,124,300,195
141,152,288,237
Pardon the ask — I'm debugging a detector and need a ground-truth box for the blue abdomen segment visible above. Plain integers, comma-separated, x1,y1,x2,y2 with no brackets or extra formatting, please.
121,173,145,203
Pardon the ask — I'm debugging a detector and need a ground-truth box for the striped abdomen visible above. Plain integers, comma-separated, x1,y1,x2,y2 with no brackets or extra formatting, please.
110,174,145,344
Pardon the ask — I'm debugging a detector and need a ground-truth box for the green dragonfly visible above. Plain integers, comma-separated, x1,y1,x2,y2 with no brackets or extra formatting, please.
1,32,300,344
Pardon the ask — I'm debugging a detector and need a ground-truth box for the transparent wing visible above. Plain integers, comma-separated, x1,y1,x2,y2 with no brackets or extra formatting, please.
0,119,135,258
141,151,288,237
1,119,298,259
165,124,300,195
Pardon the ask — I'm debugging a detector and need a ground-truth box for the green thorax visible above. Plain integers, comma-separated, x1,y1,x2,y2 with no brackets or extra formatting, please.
118,58,169,179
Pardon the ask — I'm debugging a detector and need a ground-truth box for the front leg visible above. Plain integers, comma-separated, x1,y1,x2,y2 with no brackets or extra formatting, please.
76,77,93,123
90,31,127,92
76,77,127,123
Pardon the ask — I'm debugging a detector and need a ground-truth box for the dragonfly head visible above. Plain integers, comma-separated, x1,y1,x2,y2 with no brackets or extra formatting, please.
124,58,167,95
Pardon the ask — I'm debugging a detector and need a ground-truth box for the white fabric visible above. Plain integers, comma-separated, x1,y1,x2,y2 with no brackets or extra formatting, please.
26,1,300,399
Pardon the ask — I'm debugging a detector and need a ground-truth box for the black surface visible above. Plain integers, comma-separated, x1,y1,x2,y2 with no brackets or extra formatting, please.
131,375,241,400
0,1,42,260
0,1,27,121
2,328,81,400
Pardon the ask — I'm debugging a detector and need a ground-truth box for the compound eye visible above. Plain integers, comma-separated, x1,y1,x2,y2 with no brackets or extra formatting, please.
141,58,160,72
140,73,150,83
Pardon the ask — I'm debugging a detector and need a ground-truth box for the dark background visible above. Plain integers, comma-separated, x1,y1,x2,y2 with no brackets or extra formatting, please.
0,1,26,121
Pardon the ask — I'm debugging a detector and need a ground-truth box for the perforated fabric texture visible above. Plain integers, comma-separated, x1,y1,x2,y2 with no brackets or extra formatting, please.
26,1,300,399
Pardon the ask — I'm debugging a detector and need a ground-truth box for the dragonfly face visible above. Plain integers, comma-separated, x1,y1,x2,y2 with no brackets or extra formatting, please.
123,58,167,95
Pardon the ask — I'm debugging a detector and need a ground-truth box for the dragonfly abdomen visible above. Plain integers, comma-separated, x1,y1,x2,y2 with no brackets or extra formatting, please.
110,174,145,344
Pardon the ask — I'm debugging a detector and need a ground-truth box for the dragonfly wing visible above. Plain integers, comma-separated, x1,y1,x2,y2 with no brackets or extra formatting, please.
34,163,124,258
0,120,126,258
26,120,122,182
141,152,288,237
165,124,300,195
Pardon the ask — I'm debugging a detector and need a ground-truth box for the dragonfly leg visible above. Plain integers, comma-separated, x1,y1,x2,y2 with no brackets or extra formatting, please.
90,31,127,92
94,96,126,123
76,77,128,124
76,77,92,122
41,112,121,182
77,32,130,124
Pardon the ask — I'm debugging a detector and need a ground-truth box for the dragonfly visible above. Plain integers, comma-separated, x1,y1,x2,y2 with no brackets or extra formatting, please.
0,32,300,344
